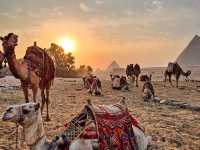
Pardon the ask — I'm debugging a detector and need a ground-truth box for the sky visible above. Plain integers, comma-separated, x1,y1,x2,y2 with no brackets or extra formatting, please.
0,0,200,69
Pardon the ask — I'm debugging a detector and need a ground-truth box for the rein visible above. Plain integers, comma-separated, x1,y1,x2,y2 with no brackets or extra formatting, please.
15,107,23,150
15,123,20,150
0,52,7,69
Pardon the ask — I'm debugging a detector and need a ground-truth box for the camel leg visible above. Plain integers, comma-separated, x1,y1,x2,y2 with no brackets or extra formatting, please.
136,76,139,87
21,82,29,103
45,88,50,121
164,73,167,85
41,89,45,115
169,74,174,87
132,76,135,86
32,85,38,103
176,79,179,88
176,74,180,88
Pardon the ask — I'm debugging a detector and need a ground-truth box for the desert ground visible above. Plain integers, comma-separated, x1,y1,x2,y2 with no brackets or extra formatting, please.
0,74,200,150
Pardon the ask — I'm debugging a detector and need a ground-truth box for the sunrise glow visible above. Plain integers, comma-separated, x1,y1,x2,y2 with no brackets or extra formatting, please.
58,38,76,53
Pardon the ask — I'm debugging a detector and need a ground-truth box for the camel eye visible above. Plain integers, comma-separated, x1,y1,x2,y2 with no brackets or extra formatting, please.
22,109,30,115
7,107,13,112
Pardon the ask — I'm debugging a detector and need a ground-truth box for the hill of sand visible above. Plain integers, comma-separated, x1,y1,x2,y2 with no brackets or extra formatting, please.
177,35,200,66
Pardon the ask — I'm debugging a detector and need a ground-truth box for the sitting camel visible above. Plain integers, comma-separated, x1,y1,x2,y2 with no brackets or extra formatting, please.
2,102,151,150
110,74,129,91
83,75,102,96
126,64,141,87
164,62,191,88
140,74,152,82
142,76,155,102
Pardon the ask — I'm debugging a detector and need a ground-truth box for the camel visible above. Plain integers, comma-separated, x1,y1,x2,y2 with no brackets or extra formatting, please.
140,74,152,82
164,62,191,88
0,33,55,121
110,74,129,91
126,64,141,87
83,75,102,95
142,76,155,102
2,102,151,150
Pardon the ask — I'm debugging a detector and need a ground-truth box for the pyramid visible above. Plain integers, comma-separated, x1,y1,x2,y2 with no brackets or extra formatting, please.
106,61,120,72
176,35,200,66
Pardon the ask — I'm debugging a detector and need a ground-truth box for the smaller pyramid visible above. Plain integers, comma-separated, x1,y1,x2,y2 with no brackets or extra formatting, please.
106,61,120,72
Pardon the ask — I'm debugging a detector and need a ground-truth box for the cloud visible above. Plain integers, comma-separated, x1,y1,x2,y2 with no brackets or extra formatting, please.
152,0,163,10
79,2,90,12
145,0,163,13
16,8,23,13
0,12,17,19
52,7,63,16
0,12,9,17
96,0,104,5
124,10,134,16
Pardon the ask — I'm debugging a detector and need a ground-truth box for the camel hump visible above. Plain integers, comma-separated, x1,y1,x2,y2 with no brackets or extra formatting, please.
167,62,180,73
167,62,175,73
134,64,141,72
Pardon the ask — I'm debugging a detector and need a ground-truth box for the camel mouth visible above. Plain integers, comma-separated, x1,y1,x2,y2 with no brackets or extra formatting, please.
2,112,13,121
13,38,18,46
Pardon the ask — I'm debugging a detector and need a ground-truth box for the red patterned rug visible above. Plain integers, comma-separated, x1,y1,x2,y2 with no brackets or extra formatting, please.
88,103,138,150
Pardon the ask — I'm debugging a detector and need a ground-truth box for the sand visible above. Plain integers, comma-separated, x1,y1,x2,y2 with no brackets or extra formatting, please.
0,76,200,150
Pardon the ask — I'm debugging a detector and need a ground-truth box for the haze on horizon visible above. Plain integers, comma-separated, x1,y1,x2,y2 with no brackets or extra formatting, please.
0,0,200,69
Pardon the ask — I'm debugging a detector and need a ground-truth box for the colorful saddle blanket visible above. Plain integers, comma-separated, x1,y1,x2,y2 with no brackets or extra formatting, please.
90,104,138,150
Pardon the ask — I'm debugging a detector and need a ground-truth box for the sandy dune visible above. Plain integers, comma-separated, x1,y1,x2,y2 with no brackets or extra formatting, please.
0,77,200,150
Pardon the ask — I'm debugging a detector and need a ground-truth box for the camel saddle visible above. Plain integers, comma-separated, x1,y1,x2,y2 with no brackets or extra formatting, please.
58,102,139,150
24,44,55,85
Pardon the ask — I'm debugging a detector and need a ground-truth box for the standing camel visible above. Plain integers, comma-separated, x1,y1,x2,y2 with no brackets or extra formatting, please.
164,62,191,88
126,64,141,87
0,33,55,121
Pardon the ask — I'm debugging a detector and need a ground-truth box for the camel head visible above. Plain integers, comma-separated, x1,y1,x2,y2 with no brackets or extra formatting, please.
2,103,40,126
0,33,18,56
186,70,191,77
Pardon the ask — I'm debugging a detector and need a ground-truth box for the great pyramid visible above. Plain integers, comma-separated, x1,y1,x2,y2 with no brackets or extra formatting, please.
106,61,120,72
176,35,200,66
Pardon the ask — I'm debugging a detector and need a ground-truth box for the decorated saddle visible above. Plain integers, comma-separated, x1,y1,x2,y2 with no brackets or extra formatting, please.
23,43,55,87
57,100,140,150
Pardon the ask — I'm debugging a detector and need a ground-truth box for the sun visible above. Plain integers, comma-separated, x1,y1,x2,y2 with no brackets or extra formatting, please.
58,37,76,53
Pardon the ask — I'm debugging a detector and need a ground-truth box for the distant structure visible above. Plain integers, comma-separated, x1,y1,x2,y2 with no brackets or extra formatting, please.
106,61,121,73
176,35,200,66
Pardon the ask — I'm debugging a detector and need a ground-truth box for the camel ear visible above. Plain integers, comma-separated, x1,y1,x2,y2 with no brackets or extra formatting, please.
35,103,40,111
0,36,4,41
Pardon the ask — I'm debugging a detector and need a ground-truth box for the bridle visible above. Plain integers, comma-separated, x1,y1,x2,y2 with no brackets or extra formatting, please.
15,107,24,150
15,123,20,150
0,52,7,69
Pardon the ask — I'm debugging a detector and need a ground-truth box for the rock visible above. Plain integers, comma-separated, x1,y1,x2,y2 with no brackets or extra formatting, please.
159,100,167,104
154,97,161,103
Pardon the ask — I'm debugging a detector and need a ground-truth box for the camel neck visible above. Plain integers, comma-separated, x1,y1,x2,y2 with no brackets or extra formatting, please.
23,112,46,150
180,69,187,76
5,49,21,78
0,51,5,64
